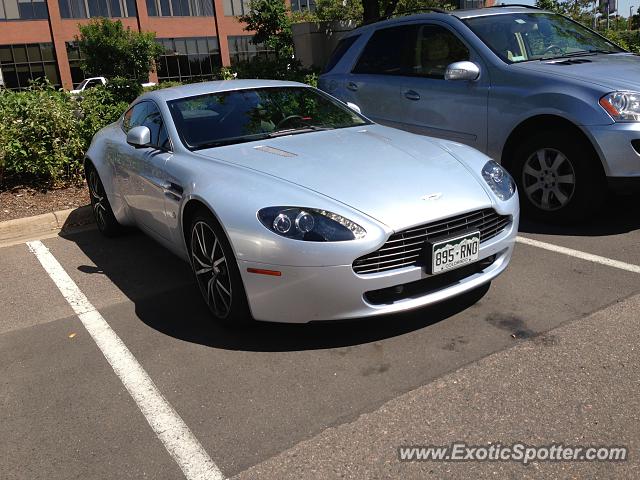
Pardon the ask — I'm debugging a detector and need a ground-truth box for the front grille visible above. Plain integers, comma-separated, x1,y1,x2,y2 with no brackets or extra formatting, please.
353,209,510,275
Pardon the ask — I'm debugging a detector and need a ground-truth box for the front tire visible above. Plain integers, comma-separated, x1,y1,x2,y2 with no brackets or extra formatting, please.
512,131,605,222
85,163,122,237
189,211,252,327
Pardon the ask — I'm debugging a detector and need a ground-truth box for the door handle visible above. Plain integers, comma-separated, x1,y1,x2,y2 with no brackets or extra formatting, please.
403,90,421,101
347,82,359,92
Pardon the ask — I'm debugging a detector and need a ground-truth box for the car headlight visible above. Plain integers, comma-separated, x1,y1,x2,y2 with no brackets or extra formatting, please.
481,161,516,201
599,91,640,122
258,207,366,241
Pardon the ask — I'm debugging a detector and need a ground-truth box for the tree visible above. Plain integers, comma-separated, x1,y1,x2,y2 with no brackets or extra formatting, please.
535,0,594,25
239,0,293,59
76,18,164,82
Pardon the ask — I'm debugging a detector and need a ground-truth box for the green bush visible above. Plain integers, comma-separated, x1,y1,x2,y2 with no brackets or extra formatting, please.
605,30,640,54
232,57,320,86
0,82,129,187
104,76,143,103
0,84,84,186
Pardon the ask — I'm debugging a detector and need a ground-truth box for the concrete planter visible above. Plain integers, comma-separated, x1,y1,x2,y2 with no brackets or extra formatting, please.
292,20,358,70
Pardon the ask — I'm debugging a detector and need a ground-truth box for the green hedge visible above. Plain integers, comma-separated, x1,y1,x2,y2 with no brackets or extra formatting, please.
605,30,640,54
0,82,129,187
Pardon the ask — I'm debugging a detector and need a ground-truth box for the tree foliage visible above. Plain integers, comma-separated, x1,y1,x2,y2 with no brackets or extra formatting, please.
239,0,293,59
76,18,164,82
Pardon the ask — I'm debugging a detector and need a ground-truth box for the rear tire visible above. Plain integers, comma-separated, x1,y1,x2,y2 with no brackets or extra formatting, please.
512,131,605,223
189,210,252,327
85,163,122,237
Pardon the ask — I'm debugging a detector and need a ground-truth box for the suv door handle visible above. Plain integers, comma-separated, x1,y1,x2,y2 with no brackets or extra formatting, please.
347,82,358,92
403,90,421,101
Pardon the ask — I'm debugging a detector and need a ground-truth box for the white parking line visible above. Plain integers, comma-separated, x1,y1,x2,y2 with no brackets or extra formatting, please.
26,240,224,480
516,236,640,274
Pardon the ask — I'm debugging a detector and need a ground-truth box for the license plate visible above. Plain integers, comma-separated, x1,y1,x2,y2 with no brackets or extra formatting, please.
428,231,480,274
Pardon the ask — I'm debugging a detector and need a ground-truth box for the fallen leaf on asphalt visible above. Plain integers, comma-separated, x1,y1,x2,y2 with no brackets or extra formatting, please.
68,333,76,339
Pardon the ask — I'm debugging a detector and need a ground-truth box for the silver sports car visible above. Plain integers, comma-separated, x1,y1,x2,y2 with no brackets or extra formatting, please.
85,80,519,325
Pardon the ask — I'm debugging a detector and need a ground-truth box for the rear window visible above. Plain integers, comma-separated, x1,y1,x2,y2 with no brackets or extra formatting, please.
323,35,360,73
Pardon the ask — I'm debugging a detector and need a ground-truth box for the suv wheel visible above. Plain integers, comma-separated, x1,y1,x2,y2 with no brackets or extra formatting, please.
512,131,605,222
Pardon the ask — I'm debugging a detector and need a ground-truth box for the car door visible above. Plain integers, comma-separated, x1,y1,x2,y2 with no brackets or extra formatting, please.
344,24,420,130
399,23,489,150
119,101,174,241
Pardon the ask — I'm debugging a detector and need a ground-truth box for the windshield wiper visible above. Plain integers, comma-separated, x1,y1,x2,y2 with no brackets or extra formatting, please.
267,126,334,138
540,49,616,61
192,133,271,150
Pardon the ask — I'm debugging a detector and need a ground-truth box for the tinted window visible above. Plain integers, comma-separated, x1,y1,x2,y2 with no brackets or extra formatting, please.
141,104,170,149
123,102,150,132
168,87,368,150
323,35,359,73
353,25,419,76
123,102,170,150
416,25,469,79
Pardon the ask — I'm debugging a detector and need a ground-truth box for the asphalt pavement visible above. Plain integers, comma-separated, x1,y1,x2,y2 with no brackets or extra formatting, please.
1,194,639,479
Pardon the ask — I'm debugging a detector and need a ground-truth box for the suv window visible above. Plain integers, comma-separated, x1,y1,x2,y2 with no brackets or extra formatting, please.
352,25,419,76
123,102,171,150
416,25,469,79
323,35,360,73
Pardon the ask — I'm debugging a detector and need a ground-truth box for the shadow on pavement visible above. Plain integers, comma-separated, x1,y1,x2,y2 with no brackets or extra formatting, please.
519,192,640,237
61,228,490,352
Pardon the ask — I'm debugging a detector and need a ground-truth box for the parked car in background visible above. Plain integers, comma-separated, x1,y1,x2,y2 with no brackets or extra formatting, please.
319,5,640,221
70,76,156,94
84,80,519,325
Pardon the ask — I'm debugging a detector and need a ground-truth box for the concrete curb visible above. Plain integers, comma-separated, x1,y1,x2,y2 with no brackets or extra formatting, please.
0,205,94,247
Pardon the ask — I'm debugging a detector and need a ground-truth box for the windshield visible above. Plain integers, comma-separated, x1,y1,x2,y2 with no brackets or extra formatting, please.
168,86,369,150
464,13,624,63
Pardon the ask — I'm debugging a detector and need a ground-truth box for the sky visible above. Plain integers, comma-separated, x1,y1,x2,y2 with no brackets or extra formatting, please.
500,0,637,18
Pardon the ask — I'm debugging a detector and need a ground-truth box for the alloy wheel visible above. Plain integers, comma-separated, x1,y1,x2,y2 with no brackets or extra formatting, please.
191,221,233,319
522,148,576,211
88,169,107,230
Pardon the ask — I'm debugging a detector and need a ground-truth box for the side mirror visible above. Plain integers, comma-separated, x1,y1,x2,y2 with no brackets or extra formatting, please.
346,102,362,114
127,126,151,148
444,61,481,81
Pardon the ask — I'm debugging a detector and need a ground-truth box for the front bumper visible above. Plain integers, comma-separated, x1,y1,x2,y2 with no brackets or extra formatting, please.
238,216,518,323
585,123,640,178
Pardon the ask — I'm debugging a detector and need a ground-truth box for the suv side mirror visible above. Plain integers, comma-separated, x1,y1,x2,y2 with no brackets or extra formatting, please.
127,126,151,148
445,61,480,81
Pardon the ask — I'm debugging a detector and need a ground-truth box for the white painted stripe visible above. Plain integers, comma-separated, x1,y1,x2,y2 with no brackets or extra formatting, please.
516,236,640,274
27,240,223,480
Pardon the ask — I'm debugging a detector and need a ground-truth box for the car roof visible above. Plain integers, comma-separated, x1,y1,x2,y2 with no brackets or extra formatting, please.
343,5,549,35
142,79,307,103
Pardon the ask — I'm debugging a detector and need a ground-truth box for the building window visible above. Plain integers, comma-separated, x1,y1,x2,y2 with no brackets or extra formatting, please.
146,0,214,16
156,37,221,82
0,0,48,20
228,35,273,65
66,42,85,87
58,0,136,18
290,0,315,12
0,43,59,89
223,0,248,16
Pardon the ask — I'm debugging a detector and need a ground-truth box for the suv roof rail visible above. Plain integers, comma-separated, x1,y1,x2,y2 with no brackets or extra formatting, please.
486,4,542,9
386,7,448,17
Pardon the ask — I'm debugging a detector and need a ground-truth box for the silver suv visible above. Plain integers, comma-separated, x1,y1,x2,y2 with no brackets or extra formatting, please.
319,5,640,221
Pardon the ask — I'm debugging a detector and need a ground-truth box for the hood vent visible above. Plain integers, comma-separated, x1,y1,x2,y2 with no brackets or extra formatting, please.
253,145,297,157
547,58,593,66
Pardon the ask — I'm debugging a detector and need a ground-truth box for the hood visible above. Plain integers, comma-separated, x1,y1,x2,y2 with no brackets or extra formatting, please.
516,53,640,91
195,125,492,231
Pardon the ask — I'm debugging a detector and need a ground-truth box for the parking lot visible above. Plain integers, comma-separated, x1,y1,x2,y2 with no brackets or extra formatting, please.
2,193,640,479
